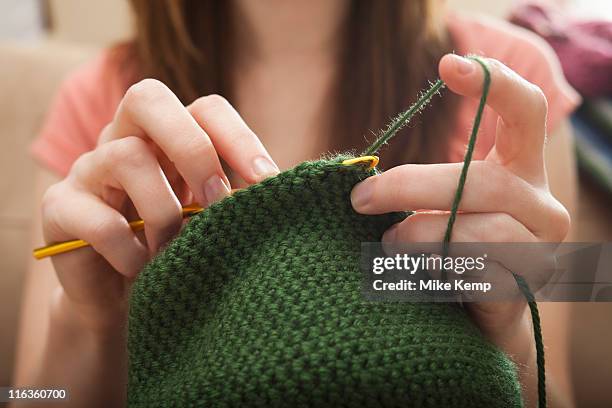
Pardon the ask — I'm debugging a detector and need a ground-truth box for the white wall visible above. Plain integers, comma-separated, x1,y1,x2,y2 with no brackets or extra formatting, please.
48,0,132,46
4,0,608,48
447,0,514,18
0,0,45,42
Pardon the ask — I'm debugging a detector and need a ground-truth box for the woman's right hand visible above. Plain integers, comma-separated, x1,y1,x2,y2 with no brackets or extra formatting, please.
41,79,279,334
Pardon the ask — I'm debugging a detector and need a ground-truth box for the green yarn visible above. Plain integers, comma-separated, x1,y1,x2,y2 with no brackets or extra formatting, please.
128,157,522,407
127,56,545,407
364,79,446,156
513,273,546,408
442,57,490,247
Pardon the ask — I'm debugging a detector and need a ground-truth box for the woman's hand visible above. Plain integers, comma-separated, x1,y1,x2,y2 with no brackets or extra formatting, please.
350,55,570,403
41,80,279,333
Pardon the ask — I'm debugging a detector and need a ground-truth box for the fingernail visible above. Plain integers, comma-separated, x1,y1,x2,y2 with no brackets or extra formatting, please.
351,180,373,210
203,174,230,205
382,224,399,242
252,156,280,180
453,55,475,75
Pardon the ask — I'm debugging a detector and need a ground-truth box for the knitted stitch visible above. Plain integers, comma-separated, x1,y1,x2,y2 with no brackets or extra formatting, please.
128,155,522,407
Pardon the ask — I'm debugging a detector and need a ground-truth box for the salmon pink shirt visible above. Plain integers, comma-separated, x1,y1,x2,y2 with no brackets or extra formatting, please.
31,14,580,176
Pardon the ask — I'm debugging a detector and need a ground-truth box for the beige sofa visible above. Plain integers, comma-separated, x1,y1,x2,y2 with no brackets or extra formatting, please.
0,41,92,387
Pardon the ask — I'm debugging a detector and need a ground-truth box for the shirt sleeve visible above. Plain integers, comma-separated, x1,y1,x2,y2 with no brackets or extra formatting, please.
30,51,122,176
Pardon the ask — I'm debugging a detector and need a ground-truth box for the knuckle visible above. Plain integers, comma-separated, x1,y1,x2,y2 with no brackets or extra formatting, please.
548,201,571,241
487,58,514,83
176,134,216,164
40,182,66,222
487,58,549,127
40,182,77,241
104,137,152,168
124,78,169,107
98,122,114,145
484,213,516,242
529,84,548,120
399,213,436,242
226,123,256,150
69,150,95,177
88,215,129,249
192,94,229,113
397,216,419,241
192,94,254,147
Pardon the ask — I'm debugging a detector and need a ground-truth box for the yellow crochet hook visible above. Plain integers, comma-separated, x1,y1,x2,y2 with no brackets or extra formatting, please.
341,155,379,169
32,205,204,260
32,156,378,260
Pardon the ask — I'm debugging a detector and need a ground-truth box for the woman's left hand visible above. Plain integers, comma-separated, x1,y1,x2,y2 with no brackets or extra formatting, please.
350,54,570,403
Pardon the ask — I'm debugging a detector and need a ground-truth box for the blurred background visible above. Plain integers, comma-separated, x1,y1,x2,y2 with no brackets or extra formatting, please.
0,0,610,406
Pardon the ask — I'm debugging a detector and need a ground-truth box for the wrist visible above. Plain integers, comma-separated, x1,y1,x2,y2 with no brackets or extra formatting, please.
40,289,128,407
488,307,538,407
50,287,128,344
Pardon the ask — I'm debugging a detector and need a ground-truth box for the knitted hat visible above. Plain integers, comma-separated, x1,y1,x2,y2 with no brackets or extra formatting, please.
127,156,522,407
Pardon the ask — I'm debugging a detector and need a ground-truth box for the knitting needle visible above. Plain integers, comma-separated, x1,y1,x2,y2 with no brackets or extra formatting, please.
32,156,379,260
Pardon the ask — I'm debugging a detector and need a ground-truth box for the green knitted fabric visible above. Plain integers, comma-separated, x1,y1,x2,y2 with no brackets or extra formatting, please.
127,155,522,407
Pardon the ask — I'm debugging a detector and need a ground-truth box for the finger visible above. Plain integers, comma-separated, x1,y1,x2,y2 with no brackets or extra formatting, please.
351,161,561,236
188,94,280,184
72,137,184,254
99,79,230,206
461,261,526,306
155,149,194,205
467,295,527,343
383,212,537,244
439,54,547,185
42,183,149,277
383,212,553,286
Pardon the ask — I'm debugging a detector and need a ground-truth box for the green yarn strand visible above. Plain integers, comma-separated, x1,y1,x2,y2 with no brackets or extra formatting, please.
363,79,445,156
442,56,490,246
513,273,546,408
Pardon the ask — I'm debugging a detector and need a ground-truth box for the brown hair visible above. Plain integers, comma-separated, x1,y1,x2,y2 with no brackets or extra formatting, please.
122,0,457,166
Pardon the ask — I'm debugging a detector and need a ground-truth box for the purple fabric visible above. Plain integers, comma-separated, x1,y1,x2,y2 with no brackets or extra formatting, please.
510,3,612,98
